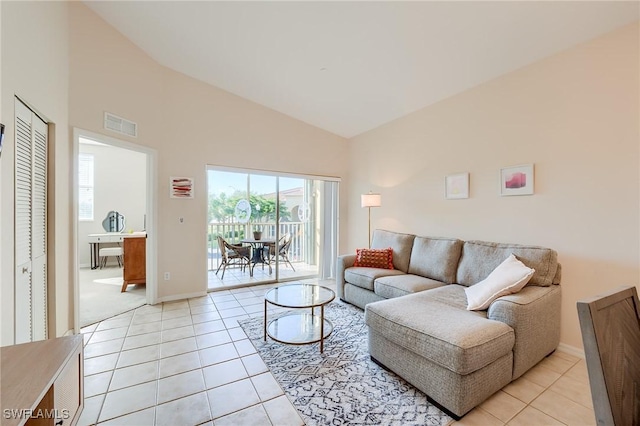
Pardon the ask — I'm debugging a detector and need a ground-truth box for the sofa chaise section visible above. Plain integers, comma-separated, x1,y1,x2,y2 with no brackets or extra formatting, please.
366,286,515,417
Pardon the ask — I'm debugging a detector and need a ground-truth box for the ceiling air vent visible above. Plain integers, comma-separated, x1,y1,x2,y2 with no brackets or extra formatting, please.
104,112,137,138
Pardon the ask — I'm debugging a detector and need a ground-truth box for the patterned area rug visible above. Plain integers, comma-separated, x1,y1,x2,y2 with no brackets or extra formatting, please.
239,301,453,425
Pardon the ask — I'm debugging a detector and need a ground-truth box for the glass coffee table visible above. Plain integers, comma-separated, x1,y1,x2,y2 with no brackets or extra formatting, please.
264,283,335,353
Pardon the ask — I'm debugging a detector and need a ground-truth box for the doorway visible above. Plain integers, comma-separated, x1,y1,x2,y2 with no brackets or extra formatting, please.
73,129,157,329
207,166,339,290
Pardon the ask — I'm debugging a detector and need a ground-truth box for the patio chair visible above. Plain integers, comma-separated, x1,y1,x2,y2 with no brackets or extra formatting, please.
215,236,251,279
264,233,296,271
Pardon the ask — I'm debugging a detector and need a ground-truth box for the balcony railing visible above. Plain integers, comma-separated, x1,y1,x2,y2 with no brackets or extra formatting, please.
208,221,308,271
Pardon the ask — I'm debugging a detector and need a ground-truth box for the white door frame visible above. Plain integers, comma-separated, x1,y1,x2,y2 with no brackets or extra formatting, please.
71,128,158,333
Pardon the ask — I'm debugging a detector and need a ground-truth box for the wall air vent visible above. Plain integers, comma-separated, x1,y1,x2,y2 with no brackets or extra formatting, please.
104,112,137,138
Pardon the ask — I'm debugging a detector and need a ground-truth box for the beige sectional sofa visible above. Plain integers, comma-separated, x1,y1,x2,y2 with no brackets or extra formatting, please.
336,229,561,418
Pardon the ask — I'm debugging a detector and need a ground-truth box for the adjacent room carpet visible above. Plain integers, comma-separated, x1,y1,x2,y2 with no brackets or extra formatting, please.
239,301,453,426
79,267,146,327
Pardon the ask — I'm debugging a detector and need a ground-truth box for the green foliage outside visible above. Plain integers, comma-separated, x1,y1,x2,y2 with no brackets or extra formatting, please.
208,191,292,241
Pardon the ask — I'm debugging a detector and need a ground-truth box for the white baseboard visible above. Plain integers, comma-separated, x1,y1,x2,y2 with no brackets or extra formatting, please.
557,342,585,359
63,329,75,337
156,291,207,304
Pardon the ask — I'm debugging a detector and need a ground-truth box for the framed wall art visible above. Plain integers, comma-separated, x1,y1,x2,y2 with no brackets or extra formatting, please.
445,172,469,199
500,164,534,196
170,176,194,198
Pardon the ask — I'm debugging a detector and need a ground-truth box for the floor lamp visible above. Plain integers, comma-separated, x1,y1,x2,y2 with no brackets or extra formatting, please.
361,192,381,248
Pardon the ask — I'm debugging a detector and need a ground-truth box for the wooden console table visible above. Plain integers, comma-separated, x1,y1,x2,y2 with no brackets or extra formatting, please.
1,335,84,426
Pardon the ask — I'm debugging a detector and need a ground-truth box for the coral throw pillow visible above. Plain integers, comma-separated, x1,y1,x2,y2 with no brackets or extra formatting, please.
354,248,394,269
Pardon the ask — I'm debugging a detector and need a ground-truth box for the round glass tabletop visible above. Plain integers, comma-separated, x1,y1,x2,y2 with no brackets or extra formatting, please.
264,283,335,308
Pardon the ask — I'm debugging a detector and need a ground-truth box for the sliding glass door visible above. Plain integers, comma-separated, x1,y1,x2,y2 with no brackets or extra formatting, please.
207,167,338,290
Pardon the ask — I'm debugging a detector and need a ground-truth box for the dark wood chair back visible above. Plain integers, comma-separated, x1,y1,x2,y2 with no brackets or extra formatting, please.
577,286,640,426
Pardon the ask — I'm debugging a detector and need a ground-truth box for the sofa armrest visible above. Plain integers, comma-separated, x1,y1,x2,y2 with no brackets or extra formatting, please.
336,254,356,300
488,285,561,379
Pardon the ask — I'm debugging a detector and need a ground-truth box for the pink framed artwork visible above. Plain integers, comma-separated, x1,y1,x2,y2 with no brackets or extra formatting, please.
500,164,534,196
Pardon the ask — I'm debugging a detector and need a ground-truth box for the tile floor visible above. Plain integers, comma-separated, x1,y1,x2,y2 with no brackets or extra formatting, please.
207,262,319,290
79,280,595,426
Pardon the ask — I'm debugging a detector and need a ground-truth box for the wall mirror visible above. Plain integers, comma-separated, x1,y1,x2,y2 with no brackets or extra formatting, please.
102,210,125,232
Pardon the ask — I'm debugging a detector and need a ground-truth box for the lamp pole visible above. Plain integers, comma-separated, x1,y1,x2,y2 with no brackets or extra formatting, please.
361,192,381,248
368,206,372,248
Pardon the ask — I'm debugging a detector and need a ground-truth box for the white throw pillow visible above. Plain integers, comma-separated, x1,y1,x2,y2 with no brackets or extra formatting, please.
465,254,535,311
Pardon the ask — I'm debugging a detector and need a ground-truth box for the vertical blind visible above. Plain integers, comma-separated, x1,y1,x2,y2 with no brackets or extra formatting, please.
78,153,94,221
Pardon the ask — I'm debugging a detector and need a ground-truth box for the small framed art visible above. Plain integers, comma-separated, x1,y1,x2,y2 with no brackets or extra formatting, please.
170,177,194,198
445,172,469,199
500,164,534,196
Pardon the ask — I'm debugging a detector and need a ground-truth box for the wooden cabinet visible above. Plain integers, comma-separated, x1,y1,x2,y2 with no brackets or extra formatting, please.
122,235,146,292
0,335,83,426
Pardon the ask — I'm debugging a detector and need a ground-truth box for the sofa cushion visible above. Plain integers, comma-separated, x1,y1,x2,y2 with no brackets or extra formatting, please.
465,254,534,311
344,267,405,291
365,288,515,375
371,230,415,273
374,274,445,299
456,240,558,287
418,284,472,311
354,247,393,269
408,236,463,283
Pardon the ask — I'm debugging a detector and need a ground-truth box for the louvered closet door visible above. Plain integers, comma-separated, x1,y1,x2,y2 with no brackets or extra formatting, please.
14,99,47,343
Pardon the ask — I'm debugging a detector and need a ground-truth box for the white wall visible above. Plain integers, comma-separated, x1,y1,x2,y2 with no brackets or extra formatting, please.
77,143,146,267
1,1,70,344
347,23,639,351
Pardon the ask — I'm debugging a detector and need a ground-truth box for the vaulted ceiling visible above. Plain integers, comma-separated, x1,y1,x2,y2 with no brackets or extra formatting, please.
85,1,639,138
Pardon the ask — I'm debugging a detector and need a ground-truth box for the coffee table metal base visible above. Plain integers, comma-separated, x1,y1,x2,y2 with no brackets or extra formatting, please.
266,312,333,352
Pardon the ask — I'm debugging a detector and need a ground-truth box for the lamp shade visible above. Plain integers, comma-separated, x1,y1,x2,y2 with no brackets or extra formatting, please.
361,193,381,208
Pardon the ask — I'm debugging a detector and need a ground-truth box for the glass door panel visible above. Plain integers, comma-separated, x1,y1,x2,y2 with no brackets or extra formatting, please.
207,167,336,290
247,174,277,284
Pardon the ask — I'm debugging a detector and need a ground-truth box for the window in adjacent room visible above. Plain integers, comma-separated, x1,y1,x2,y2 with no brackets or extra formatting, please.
78,153,94,221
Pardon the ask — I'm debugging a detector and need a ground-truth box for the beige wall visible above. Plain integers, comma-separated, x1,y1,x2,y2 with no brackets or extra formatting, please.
1,1,70,344
69,3,349,301
77,143,146,267
347,23,639,351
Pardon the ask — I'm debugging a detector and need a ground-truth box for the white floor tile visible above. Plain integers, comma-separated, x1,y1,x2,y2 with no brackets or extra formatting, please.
116,344,160,368
76,393,105,426
251,372,284,401
84,338,124,359
99,407,156,425
161,325,195,342
262,395,305,426
199,343,238,367
194,320,226,335
196,330,232,349
99,381,158,422
157,369,206,404
203,359,248,389
213,404,272,426
122,331,162,350
109,360,159,391
155,392,212,426
160,336,198,358
207,378,260,419
84,353,119,376
84,370,113,398
158,350,202,379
